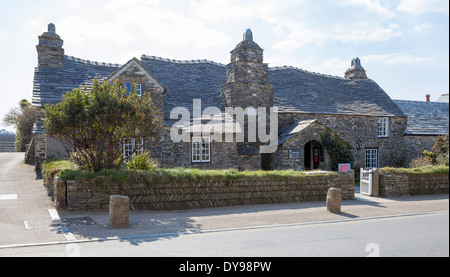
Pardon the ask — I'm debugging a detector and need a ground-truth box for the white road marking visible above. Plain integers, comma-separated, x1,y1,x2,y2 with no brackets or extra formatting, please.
48,209,77,241
0,194,18,200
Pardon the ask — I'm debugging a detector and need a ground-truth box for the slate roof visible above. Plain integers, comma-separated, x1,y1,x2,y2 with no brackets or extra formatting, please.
32,55,119,108
393,100,449,136
277,119,353,148
140,56,227,126
278,119,319,145
140,56,406,119
269,67,406,117
33,54,408,133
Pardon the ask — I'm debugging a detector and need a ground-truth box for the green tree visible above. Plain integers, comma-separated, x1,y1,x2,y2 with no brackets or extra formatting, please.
43,79,160,172
2,99,38,151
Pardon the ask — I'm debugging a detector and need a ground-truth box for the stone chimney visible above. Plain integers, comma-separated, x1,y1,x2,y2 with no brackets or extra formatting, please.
223,29,273,108
345,57,368,80
222,29,275,170
36,23,64,66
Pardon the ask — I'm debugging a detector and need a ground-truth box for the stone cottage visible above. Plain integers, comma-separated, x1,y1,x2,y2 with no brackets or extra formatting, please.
29,24,449,171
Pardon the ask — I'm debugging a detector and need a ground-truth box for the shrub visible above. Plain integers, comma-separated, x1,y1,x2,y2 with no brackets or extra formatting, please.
43,79,160,172
320,130,353,171
2,99,38,152
409,156,433,168
436,151,449,166
422,150,437,164
125,151,159,170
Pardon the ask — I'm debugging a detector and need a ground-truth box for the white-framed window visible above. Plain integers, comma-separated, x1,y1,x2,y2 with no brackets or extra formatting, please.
365,148,378,169
192,137,211,163
123,138,144,159
136,84,142,96
377,117,389,138
123,82,142,96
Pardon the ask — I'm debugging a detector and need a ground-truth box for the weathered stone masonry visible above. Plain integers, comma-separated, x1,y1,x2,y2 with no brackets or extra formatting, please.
48,171,355,211
29,24,448,171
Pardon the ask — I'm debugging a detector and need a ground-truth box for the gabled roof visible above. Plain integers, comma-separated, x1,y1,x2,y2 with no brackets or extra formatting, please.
107,57,166,94
394,100,449,135
278,119,353,148
139,55,407,122
33,54,407,135
140,56,227,126
269,67,406,117
32,55,119,108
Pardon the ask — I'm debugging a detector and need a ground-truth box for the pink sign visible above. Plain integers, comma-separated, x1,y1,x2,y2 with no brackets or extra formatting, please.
338,163,351,172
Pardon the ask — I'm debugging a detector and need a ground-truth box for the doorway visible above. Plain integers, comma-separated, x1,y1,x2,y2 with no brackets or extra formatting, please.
304,140,324,170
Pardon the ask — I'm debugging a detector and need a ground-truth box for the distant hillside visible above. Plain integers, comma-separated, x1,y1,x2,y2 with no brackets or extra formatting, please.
0,129,16,152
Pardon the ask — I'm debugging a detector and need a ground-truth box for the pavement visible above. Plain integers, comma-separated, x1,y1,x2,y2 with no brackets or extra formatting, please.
57,192,448,243
0,152,449,248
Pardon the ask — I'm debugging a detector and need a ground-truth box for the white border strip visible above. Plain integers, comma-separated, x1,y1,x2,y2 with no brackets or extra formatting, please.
0,194,18,200
48,209,77,241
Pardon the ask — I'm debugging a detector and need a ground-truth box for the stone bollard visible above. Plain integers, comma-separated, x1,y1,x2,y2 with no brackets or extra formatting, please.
54,177,67,209
109,195,130,228
326,188,341,213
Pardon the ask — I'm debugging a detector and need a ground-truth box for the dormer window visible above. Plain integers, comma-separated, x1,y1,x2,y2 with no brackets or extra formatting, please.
123,82,142,96
377,117,389,138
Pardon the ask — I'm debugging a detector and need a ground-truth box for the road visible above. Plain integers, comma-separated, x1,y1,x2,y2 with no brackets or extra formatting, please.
0,153,449,258
0,211,448,257
0,153,65,246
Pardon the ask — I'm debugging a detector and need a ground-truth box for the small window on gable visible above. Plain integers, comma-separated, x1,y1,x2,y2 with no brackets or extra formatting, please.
123,82,141,96
377,117,389,138
136,84,142,96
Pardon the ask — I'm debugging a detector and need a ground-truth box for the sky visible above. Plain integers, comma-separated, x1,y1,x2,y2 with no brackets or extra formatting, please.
0,0,449,132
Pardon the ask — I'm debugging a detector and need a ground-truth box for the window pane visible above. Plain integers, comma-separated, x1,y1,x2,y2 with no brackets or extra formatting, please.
202,137,210,162
378,117,389,138
365,149,378,169
124,83,132,96
136,84,142,96
192,137,211,162
192,137,201,162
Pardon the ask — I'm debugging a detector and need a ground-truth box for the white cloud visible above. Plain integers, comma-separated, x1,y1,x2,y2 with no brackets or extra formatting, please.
414,24,432,32
65,0,81,8
57,2,231,61
272,24,327,51
363,53,433,65
334,23,402,42
397,0,449,14
306,57,350,76
105,0,159,10
341,0,397,18
189,0,287,22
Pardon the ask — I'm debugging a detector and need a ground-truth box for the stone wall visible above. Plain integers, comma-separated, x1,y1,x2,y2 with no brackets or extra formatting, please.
403,135,438,166
112,60,166,127
50,171,355,211
148,128,239,169
34,134,46,168
274,121,330,171
278,113,407,170
379,170,449,197
378,172,409,197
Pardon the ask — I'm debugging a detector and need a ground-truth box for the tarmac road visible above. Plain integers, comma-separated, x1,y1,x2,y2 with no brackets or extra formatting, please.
0,153,67,246
0,152,449,257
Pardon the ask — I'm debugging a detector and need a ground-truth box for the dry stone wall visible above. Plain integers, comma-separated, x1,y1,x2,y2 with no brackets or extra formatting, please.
50,171,355,212
379,171,449,197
